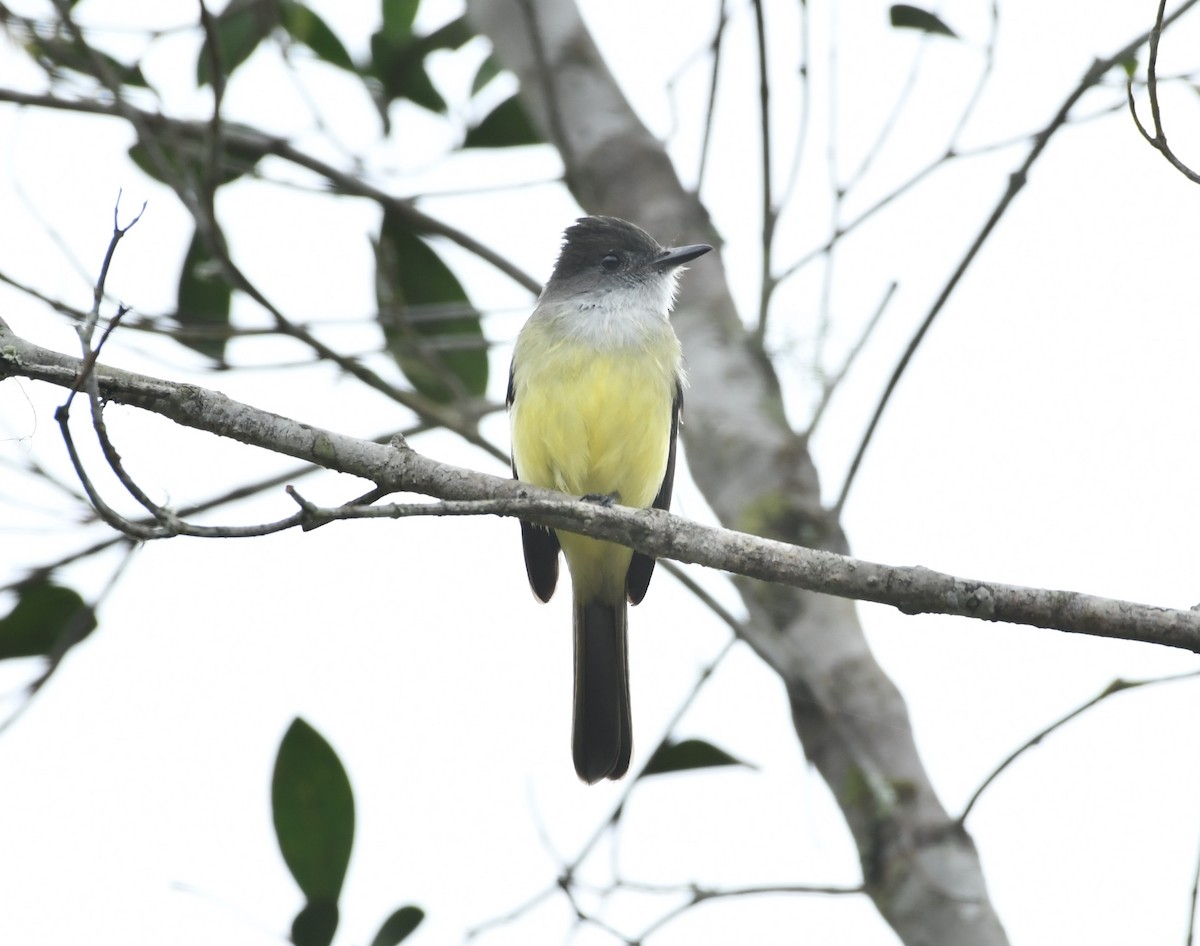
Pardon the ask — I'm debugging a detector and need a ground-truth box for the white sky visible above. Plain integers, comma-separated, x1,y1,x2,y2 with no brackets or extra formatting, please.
2,1,1200,945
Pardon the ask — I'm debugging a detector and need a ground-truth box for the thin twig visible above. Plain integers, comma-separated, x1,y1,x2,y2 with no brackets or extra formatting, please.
841,38,927,195
833,1,1200,516
515,0,575,182
1127,0,1200,183
197,0,226,213
0,542,137,738
462,885,558,942
10,323,1200,651
957,670,1200,825
948,0,1000,146
807,280,896,436
1187,822,1200,946
635,881,864,941
777,0,811,209
66,196,146,410
750,0,776,344
22,11,520,458
695,0,729,191
0,88,541,294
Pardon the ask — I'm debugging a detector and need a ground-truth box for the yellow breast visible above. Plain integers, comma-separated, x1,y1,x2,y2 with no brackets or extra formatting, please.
510,327,679,510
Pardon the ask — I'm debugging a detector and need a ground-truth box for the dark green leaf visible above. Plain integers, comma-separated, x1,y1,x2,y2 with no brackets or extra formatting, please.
422,15,473,52
282,2,354,71
888,4,957,38
129,134,265,190
368,31,446,114
370,905,425,946
470,54,503,96
197,0,280,87
381,0,421,44
0,582,96,661
1121,56,1139,79
28,36,148,88
375,212,488,403
273,719,355,903
367,14,474,115
291,899,338,946
175,229,232,365
464,95,540,148
641,739,753,777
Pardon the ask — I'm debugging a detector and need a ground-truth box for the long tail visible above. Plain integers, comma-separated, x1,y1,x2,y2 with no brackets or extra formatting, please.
572,598,631,783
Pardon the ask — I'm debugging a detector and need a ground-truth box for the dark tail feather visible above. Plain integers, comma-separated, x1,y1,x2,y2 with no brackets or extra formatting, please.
572,599,631,783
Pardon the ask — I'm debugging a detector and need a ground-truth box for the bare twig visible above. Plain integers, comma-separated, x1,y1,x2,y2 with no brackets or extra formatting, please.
1188,822,1200,946
634,880,865,942
948,0,1000,146
777,0,811,209
1127,0,1200,183
3,424,434,591
4,13,523,457
695,0,729,191
0,543,137,738
807,280,896,435
958,670,1200,825
16,288,1200,646
750,0,777,344
65,196,146,410
0,88,541,295
834,0,1200,516
514,0,575,181
470,614,742,941
462,884,558,941
955,667,1200,825
197,0,227,214
8,322,1200,650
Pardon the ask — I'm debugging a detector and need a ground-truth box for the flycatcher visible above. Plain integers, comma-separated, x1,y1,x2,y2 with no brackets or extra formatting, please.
508,216,712,783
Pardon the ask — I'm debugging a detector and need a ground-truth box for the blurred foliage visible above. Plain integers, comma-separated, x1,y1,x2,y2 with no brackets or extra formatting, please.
642,738,754,777
271,719,423,946
0,581,96,661
376,212,489,403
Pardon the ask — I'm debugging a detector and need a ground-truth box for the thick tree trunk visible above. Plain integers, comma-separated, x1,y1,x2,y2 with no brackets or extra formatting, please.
468,2,1010,943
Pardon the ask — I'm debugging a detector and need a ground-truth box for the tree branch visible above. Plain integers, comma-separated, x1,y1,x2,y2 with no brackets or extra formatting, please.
6,319,1197,653
1126,0,1200,183
836,0,1200,514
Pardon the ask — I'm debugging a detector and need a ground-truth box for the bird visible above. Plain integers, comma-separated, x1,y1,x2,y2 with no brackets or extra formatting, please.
507,215,712,783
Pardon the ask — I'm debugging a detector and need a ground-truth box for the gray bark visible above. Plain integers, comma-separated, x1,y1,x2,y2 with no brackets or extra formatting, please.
467,2,1011,943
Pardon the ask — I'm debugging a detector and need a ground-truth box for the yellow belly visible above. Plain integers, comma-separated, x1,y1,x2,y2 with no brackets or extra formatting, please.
511,340,677,601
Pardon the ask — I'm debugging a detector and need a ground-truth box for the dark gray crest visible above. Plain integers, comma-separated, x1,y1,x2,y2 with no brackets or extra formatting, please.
545,216,710,292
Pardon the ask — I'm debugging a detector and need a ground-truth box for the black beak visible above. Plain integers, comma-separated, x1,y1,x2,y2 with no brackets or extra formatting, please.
654,243,713,270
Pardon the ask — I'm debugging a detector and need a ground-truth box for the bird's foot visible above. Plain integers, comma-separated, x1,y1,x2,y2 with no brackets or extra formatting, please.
581,491,620,507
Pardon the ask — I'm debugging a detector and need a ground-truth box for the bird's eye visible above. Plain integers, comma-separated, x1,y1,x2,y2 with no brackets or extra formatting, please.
600,253,621,272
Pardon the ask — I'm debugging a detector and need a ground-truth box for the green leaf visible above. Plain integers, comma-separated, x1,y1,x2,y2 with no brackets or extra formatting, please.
470,54,503,96
463,94,540,148
370,906,425,946
368,31,446,115
375,212,488,403
888,4,957,38
26,35,148,88
273,718,355,903
420,15,473,53
1122,56,1139,79
367,14,474,117
175,229,232,365
291,898,339,946
381,0,421,44
128,134,265,190
282,2,355,71
0,582,96,661
641,739,753,777
197,0,280,87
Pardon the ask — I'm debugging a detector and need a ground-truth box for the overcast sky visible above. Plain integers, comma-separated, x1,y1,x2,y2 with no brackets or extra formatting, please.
3,1,1200,945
